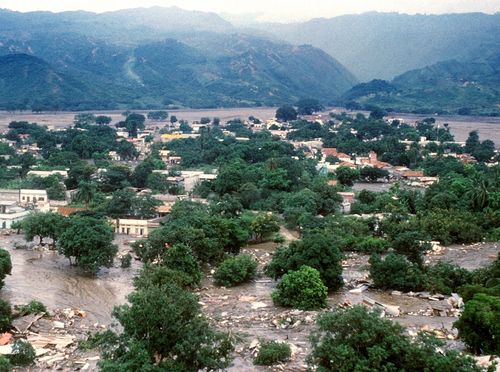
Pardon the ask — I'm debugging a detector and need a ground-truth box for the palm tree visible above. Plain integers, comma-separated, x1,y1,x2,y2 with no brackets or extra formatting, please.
74,181,97,209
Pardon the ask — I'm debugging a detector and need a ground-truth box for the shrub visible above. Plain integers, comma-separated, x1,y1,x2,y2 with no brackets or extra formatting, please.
9,340,36,366
354,237,389,254
162,244,202,287
16,300,47,316
459,284,500,302
308,305,484,371
272,266,328,310
120,253,132,268
0,249,12,289
391,231,431,266
0,356,11,372
454,293,500,355
0,300,11,332
369,253,426,292
254,341,291,365
134,265,197,290
265,231,343,291
425,262,472,295
214,255,257,287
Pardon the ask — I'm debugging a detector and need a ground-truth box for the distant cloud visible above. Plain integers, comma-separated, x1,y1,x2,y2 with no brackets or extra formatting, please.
2,0,499,22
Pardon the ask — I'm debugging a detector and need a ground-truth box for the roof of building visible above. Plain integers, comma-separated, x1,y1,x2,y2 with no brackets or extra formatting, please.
402,170,425,178
57,207,85,217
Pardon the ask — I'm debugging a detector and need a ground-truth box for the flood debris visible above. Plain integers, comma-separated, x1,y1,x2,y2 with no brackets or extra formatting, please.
12,313,44,333
362,297,400,317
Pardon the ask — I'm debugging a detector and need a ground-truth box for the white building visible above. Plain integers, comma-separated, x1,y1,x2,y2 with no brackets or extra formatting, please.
0,202,29,229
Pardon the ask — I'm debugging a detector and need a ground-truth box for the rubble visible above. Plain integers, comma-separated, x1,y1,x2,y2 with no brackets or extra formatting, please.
0,333,12,346
12,313,44,333
362,297,400,317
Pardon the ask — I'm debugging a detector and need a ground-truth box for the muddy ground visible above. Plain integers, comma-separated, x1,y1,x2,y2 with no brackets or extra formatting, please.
0,109,498,147
0,230,498,371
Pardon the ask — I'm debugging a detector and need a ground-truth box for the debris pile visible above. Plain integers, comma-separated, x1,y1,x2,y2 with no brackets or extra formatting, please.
0,308,103,370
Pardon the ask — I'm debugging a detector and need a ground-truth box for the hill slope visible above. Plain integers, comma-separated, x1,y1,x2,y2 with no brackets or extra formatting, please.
340,56,500,115
0,54,116,110
0,8,358,110
256,12,500,81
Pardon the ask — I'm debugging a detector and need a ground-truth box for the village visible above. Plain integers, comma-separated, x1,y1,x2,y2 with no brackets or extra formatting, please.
1,109,494,236
0,107,498,371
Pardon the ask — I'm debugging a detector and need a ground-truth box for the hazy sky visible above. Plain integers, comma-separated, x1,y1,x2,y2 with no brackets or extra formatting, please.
2,0,499,22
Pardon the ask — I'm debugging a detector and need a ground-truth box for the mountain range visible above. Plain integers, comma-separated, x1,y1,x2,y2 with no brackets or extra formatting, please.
0,7,498,114
254,12,500,82
0,7,357,110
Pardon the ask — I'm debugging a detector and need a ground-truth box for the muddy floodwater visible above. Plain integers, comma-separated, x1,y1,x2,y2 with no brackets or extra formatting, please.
0,231,498,371
1,234,139,325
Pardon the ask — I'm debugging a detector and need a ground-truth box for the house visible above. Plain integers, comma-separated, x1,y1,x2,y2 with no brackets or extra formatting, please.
337,192,355,214
337,192,355,204
357,151,392,170
156,203,173,218
402,170,425,180
116,130,129,138
20,189,48,205
111,218,161,237
27,170,68,179
0,202,29,229
322,148,353,163
159,150,182,165
400,170,438,187
108,151,121,161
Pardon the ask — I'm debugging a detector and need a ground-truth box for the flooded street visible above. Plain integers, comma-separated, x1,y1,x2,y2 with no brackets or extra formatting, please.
1,233,139,325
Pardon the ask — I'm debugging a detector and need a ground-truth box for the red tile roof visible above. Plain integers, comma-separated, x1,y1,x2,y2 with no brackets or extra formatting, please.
57,207,85,217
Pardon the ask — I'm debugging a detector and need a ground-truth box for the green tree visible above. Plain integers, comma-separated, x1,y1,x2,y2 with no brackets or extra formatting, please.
266,231,343,290
391,231,431,266
0,250,12,290
360,167,389,182
179,121,193,133
465,130,480,153
335,166,359,186
0,300,11,332
9,340,36,367
454,293,500,355
147,111,168,121
214,255,257,287
254,341,291,365
308,305,483,372
108,282,233,370
162,244,202,288
248,213,280,243
21,212,66,246
296,98,323,115
369,253,426,292
146,172,168,193
276,105,297,122
74,181,97,209
116,140,139,161
95,115,112,125
57,216,117,274
272,266,328,310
